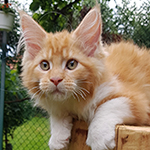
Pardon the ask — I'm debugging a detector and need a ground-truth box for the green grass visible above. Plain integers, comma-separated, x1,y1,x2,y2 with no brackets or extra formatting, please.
9,117,50,150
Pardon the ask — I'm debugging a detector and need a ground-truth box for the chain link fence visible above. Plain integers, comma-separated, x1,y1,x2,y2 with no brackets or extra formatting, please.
3,104,50,150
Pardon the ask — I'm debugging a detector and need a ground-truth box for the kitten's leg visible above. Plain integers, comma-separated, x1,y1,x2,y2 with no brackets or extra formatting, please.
86,97,135,150
49,113,73,150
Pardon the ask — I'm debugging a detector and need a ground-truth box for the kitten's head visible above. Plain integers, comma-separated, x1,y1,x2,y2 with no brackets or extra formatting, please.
19,6,106,103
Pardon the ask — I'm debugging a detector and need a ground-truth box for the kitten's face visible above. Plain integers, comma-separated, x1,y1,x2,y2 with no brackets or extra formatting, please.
22,32,100,101
32,33,92,101
20,7,105,102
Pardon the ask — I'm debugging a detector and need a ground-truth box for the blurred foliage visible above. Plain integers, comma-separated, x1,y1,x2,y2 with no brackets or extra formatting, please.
132,0,150,48
30,0,81,32
115,0,150,48
0,3,15,14
1,62,33,148
115,0,137,38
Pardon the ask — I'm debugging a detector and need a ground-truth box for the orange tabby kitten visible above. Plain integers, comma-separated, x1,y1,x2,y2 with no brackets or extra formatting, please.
18,6,150,150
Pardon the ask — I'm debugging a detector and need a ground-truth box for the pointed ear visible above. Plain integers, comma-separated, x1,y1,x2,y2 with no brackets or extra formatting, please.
20,12,47,59
72,6,102,57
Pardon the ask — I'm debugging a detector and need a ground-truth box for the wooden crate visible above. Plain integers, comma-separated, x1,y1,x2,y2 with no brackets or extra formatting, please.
68,120,150,150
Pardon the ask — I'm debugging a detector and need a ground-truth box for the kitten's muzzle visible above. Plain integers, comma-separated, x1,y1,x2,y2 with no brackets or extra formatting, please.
50,77,63,86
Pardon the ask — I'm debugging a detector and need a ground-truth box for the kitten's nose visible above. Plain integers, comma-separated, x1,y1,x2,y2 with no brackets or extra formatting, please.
50,77,63,86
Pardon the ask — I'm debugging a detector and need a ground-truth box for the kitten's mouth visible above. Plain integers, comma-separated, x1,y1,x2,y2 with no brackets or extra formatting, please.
51,89,64,95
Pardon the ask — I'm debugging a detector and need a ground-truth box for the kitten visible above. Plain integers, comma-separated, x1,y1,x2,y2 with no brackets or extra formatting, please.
18,6,150,150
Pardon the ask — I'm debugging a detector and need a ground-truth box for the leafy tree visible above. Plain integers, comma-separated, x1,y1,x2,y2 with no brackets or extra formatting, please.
132,0,150,48
100,0,121,43
115,0,137,39
30,0,82,32
114,0,150,48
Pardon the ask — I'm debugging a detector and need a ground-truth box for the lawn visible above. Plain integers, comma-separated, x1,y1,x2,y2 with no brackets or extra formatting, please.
9,117,50,150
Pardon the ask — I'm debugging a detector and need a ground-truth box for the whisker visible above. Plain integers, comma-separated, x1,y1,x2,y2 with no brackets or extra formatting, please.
71,92,76,100
38,90,45,100
78,86,90,94
28,86,39,93
34,90,44,107
31,89,41,100
64,81,90,101
77,80,93,84
75,89,86,100
78,88,87,97
72,90,80,102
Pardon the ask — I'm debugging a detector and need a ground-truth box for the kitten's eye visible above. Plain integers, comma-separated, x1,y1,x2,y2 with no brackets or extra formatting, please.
40,60,50,71
66,59,78,70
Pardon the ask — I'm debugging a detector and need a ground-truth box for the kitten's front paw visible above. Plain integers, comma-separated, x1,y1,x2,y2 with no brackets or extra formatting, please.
48,136,69,150
86,129,116,150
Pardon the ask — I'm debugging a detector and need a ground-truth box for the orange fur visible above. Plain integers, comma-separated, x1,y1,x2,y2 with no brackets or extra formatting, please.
105,42,150,125
20,7,150,130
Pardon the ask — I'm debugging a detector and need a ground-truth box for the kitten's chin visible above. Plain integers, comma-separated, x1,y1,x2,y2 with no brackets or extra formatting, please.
50,94,68,102
47,90,70,102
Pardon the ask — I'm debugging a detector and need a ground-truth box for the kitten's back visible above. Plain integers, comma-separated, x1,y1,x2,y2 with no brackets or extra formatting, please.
106,42,150,85
106,41,150,99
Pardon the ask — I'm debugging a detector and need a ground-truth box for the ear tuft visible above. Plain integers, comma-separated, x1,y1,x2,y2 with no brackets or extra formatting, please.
72,6,102,57
19,13,46,59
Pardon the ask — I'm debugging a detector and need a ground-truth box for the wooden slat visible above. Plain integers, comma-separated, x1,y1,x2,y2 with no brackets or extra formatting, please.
116,125,150,150
68,120,150,150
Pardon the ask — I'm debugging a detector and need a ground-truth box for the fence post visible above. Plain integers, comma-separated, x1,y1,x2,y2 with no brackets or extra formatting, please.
0,31,7,150
68,119,91,150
